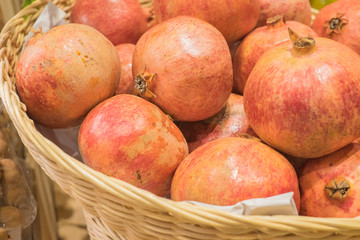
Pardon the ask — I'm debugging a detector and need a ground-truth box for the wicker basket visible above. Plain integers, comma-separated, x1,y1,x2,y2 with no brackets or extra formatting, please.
1,0,360,239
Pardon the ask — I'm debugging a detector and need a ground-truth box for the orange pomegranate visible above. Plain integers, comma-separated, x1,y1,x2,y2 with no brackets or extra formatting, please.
153,0,260,44
243,29,360,158
233,15,317,94
257,0,312,27
176,94,256,153
15,23,120,128
132,16,233,122
78,94,188,197
312,0,360,55
70,0,149,45
299,141,360,217
171,137,300,210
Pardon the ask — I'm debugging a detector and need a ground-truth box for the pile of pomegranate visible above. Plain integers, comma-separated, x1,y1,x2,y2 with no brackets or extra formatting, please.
15,0,360,218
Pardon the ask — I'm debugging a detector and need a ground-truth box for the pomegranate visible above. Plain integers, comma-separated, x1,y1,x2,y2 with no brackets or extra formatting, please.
176,93,256,153
312,0,360,55
78,94,188,197
256,0,312,27
15,23,120,128
299,141,360,217
233,15,317,94
115,43,136,95
70,0,149,45
171,137,300,210
152,0,260,44
243,29,360,158
132,16,233,122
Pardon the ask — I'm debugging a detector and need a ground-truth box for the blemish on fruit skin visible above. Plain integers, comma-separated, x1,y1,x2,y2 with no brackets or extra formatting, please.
76,50,89,67
136,170,142,180
89,77,100,87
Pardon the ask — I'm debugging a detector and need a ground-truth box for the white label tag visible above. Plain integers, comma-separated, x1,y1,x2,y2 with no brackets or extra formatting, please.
185,192,298,216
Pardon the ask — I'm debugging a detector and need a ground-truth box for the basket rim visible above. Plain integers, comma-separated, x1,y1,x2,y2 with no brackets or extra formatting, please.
1,0,360,238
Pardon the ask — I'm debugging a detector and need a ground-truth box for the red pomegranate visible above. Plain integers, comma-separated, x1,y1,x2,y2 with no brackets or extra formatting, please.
256,0,312,27
70,0,149,45
152,0,260,44
243,29,360,158
171,137,300,210
15,23,120,128
299,141,360,217
176,93,256,153
132,16,233,122
78,94,189,197
115,43,136,95
312,0,360,55
233,15,317,94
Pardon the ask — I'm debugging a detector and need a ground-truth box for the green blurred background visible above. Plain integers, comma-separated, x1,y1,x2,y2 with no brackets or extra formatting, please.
310,0,338,9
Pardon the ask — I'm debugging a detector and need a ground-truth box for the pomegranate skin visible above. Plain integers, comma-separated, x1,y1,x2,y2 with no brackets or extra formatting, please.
257,0,312,27
132,16,233,122
153,0,260,44
243,37,360,158
78,94,189,197
312,0,360,55
15,23,120,128
233,17,317,94
115,43,136,95
171,137,300,210
299,142,360,218
176,94,256,153
70,0,149,45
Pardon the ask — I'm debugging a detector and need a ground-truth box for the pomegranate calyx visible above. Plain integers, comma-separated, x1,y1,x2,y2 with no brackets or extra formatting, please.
266,15,285,28
325,178,350,200
324,13,348,36
288,28,315,51
134,65,157,98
